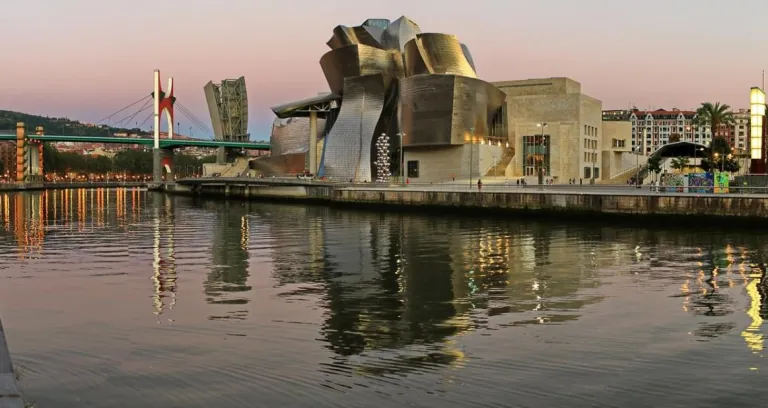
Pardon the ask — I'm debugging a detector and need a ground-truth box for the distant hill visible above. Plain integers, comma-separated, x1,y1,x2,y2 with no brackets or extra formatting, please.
0,110,150,137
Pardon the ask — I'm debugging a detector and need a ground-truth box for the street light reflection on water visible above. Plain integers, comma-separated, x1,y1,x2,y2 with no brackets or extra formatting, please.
1,189,768,407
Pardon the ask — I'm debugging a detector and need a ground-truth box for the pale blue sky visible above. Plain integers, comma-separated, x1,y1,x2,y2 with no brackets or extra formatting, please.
1,0,767,139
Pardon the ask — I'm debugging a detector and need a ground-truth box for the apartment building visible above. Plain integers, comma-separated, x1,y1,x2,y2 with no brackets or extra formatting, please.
603,108,749,155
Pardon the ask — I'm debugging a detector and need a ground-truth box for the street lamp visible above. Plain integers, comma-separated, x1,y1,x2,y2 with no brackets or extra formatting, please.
396,132,406,184
536,123,548,185
468,127,475,189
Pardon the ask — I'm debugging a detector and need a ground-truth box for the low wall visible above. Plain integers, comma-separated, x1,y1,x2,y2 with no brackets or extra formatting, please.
166,179,768,222
0,317,23,407
0,182,147,192
332,189,768,218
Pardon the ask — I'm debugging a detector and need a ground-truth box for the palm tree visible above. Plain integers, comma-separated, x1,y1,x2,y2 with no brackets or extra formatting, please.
694,102,735,140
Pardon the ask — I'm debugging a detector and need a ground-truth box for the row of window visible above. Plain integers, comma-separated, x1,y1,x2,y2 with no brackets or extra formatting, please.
583,138,597,150
583,152,598,162
584,167,600,179
584,125,598,137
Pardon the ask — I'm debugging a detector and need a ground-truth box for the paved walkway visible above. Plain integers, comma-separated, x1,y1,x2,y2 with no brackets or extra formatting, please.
0,318,22,408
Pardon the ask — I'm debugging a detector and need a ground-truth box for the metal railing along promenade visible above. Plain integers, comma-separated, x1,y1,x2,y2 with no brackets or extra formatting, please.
185,176,768,197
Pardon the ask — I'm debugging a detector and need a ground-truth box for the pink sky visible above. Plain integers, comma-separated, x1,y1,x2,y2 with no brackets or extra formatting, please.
2,0,767,139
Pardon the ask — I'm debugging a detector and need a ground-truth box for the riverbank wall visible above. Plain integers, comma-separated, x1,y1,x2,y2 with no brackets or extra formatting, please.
0,317,23,408
163,179,768,223
0,181,147,192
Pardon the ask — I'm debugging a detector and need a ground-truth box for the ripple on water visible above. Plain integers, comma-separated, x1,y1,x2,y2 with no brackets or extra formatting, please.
2,191,768,407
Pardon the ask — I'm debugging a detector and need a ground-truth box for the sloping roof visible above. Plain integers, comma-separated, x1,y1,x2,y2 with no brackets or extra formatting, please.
270,93,341,119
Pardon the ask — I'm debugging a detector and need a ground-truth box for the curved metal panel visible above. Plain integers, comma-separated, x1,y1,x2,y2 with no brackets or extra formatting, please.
460,43,476,73
381,16,421,51
399,75,505,146
320,45,403,95
270,117,327,156
403,34,476,78
327,25,385,50
319,74,386,182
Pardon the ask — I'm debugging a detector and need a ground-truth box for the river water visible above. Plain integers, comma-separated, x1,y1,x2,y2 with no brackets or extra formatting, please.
1,188,768,407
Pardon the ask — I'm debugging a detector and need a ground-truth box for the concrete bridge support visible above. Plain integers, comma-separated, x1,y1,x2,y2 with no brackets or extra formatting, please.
153,148,175,182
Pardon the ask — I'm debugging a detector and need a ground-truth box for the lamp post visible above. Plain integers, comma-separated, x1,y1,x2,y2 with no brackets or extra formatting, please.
591,141,596,185
634,146,639,186
536,123,547,185
396,132,405,184
468,127,475,189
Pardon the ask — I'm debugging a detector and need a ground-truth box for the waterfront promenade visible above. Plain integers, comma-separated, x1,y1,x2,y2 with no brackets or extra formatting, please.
0,181,147,192
167,177,768,222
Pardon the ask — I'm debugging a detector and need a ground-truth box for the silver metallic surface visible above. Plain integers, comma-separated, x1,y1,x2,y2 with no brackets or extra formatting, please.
319,74,386,182
204,77,249,142
270,93,340,119
270,15,506,181
399,75,505,146
460,44,476,73
403,34,477,78
320,45,403,95
270,117,327,156
381,16,421,52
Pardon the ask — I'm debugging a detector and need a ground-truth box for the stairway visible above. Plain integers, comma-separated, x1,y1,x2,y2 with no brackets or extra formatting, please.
220,157,251,177
485,147,515,177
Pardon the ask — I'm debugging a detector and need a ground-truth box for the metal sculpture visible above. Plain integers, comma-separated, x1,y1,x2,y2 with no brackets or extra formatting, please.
375,133,391,183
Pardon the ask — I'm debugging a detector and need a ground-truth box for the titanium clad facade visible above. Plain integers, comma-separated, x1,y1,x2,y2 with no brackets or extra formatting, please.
320,45,403,95
403,34,477,78
460,44,476,73
204,77,249,142
270,117,327,156
381,16,421,52
268,15,506,181
319,74,387,181
399,75,506,146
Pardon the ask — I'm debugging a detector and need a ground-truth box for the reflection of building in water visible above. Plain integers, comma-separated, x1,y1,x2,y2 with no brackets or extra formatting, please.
304,213,615,375
151,194,178,321
742,262,767,354
204,201,251,320
0,192,46,259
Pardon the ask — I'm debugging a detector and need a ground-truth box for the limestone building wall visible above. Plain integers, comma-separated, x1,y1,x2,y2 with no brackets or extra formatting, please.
494,77,603,182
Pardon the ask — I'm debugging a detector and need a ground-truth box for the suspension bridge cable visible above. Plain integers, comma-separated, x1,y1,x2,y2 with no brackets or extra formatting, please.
176,107,214,139
96,95,151,124
175,103,211,134
138,111,153,129
116,99,152,129
112,104,152,129
175,102,214,135
176,110,214,140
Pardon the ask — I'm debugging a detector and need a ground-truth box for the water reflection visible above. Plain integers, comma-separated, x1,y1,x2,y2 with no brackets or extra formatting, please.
152,193,177,321
4,190,768,397
205,200,251,320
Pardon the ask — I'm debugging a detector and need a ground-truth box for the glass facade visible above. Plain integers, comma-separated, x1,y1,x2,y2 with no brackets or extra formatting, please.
522,135,550,176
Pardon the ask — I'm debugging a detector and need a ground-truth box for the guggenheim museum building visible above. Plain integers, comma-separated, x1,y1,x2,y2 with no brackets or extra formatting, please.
267,16,509,183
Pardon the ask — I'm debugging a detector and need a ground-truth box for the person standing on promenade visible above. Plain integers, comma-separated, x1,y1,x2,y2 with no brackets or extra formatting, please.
477,179,483,191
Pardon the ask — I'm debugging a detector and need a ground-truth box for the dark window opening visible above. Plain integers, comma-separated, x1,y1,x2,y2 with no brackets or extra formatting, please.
407,160,419,178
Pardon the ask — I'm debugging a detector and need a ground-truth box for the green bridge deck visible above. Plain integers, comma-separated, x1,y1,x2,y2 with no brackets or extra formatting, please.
0,133,270,150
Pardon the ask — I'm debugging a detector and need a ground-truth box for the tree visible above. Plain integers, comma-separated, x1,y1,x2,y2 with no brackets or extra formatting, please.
694,102,735,140
709,135,731,156
670,156,689,172
702,154,740,173
669,133,682,143
647,155,662,181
